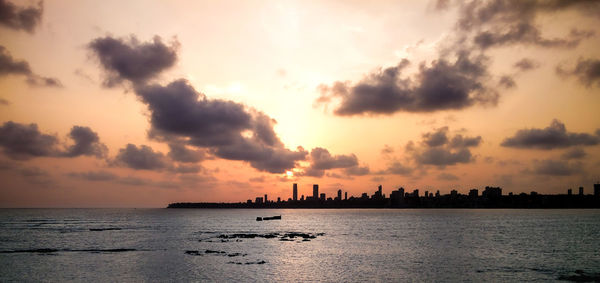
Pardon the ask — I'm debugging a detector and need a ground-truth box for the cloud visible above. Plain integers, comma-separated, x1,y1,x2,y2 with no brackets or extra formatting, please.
68,170,117,181
381,145,394,155
0,0,43,33
88,35,179,86
378,161,413,175
453,0,598,50
309,147,358,170
0,98,9,105
317,51,498,116
344,165,370,176
438,172,459,180
561,148,586,160
0,121,58,160
167,143,205,163
501,119,600,150
514,58,540,71
532,159,582,176
0,45,62,87
135,79,307,173
113,144,168,170
63,126,108,158
410,127,481,167
498,75,516,88
556,58,600,87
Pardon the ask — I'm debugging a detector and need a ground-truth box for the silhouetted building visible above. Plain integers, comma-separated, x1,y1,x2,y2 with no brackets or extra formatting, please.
361,193,368,199
320,193,326,201
568,188,572,196
345,192,348,200
264,194,268,203
293,183,298,201
424,191,429,198
300,195,304,201
412,189,419,197
579,187,584,196
435,190,440,197
595,183,600,197
450,190,458,197
337,189,342,201
247,199,252,204
277,197,281,202
483,186,502,198
313,184,319,199
255,197,263,204
469,189,478,197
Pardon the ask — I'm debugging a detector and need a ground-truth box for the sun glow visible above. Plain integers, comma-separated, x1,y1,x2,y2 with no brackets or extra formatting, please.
286,171,294,177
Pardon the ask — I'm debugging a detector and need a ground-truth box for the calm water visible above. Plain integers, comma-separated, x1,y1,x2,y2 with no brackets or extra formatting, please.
1,209,599,282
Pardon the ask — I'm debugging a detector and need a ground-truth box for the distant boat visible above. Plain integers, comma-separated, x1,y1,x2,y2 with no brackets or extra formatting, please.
256,215,281,221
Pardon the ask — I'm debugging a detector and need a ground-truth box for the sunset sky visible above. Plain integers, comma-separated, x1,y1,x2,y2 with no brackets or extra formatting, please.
1,0,600,207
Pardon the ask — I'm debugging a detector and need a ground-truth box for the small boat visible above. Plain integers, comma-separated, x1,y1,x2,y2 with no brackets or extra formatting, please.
256,217,263,221
262,215,281,221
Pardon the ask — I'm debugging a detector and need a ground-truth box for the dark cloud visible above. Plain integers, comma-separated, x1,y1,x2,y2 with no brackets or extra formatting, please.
556,58,600,87
423,127,449,147
167,143,205,163
454,0,598,50
514,58,540,71
344,165,370,176
0,0,43,33
0,121,58,160
414,147,473,166
113,144,168,170
533,159,582,176
378,161,413,175
498,75,516,88
309,147,358,170
63,126,107,158
381,145,394,155
449,134,482,148
135,79,307,173
501,119,600,150
409,127,481,167
561,148,586,160
88,35,178,86
317,52,498,116
0,98,9,105
68,170,117,182
0,46,62,87
438,172,459,181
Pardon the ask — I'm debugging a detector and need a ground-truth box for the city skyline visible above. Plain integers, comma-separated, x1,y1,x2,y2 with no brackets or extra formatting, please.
1,1,600,207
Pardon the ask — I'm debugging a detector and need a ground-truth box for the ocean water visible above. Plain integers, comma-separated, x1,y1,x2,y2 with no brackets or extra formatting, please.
1,209,599,282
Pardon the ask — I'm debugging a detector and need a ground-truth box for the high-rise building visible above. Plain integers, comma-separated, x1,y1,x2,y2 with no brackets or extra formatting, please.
320,193,326,201
264,194,268,203
313,184,319,199
345,192,348,200
595,183,600,197
579,187,584,196
293,183,298,201
469,189,478,197
568,188,572,196
337,189,342,201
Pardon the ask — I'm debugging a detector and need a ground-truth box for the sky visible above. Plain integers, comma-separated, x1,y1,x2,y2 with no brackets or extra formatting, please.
1,0,600,208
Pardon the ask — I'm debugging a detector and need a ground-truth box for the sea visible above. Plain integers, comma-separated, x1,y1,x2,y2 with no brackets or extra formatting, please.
1,208,599,282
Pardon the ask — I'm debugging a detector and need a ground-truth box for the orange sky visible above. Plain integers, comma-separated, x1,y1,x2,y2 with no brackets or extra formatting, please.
1,0,600,207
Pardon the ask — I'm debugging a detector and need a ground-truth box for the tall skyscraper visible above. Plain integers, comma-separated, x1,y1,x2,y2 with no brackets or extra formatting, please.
595,183,600,197
293,183,298,201
313,184,319,199
337,189,342,201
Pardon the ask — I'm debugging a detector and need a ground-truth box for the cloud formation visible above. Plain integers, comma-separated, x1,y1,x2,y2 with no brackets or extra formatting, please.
0,0,43,33
0,121,58,160
452,0,598,50
167,143,206,163
557,58,600,87
301,147,370,177
63,126,108,158
532,159,581,176
88,35,178,86
501,119,600,150
113,144,168,170
514,58,540,71
317,52,498,116
0,121,107,160
409,127,481,167
0,45,62,87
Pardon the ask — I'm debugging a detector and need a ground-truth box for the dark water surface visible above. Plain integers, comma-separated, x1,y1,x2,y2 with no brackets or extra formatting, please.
1,209,599,282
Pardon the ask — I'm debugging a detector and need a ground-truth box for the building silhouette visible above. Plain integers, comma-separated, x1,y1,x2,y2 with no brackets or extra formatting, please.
313,184,319,200
293,183,298,201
